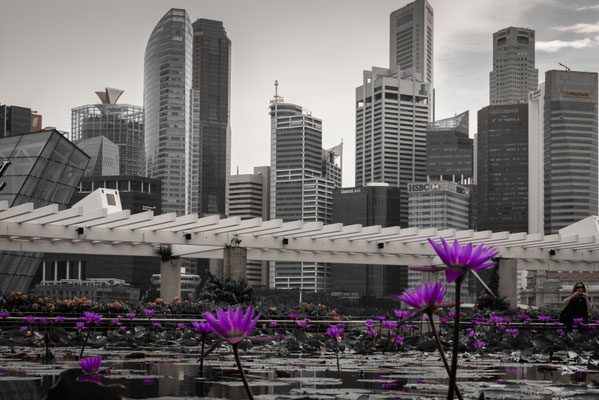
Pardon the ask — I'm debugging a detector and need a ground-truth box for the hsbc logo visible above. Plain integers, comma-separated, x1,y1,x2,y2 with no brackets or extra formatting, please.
408,183,440,192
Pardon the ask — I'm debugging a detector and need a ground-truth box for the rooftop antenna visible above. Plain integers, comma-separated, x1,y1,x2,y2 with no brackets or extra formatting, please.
270,80,284,105
558,62,571,72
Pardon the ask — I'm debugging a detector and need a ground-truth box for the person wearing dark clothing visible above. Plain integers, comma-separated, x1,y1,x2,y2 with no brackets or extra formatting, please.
560,281,592,331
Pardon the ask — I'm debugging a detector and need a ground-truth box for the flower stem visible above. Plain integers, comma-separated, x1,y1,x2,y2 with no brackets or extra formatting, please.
79,326,93,359
335,340,340,378
448,274,465,400
232,343,254,400
428,313,463,400
199,333,205,377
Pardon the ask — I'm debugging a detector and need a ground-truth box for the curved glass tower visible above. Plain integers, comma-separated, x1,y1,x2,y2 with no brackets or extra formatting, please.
144,9,195,215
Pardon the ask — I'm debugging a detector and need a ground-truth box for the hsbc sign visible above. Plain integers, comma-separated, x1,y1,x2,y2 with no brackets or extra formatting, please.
408,183,440,192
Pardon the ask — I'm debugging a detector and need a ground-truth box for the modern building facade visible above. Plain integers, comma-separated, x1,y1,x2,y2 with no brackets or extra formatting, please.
543,70,598,234
228,166,270,287
192,19,231,217
355,66,430,227
477,104,528,233
0,129,90,292
269,95,342,291
528,84,545,234
331,184,405,297
229,166,270,221
77,136,120,177
490,27,538,105
408,180,471,230
34,278,140,302
144,9,196,216
0,104,42,137
426,111,472,182
390,0,434,86
71,88,144,177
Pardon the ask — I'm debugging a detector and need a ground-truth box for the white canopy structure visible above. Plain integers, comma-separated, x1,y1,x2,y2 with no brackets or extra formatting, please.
1,189,598,304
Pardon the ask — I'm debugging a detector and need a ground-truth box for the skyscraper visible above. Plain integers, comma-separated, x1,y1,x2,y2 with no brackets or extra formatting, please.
477,104,529,233
426,111,473,182
543,70,598,234
490,27,538,105
192,19,231,217
390,0,434,86
269,89,341,291
528,84,545,234
77,136,120,177
144,9,195,216
71,88,144,177
0,104,42,137
355,67,430,227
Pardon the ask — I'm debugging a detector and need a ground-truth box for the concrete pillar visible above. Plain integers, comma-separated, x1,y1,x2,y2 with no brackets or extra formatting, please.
497,258,518,307
78,261,82,280
66,261,70,280
42,261,46,282
223,246,247,281
54,261,58,281
160,257,181,302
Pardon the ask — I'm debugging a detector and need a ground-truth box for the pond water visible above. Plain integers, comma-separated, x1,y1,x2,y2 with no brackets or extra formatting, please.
1,345,599,399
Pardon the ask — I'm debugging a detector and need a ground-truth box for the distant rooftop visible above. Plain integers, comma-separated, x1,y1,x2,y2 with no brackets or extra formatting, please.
95,87,124,104
428,110,469,134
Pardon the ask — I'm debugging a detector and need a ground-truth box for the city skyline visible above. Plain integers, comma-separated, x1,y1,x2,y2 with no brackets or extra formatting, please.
2,0,599,186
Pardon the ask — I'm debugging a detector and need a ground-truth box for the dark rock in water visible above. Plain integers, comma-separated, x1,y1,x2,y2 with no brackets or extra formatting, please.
275,369,293,378
46,369,124,400
124,352,146,359
0,376,42,400
415,338,437,352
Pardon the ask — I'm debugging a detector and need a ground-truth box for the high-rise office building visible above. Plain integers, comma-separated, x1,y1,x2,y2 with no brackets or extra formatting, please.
477,104,528,233
192,19,231,217
543,70,598,234
0,129,89,292
390,0,434,86
355,67,430,227
426,111,472,182
71,88,144,177
144,9,195,216
228,166,270,287
408,181,471,230
0,104,42,137
229,166,270,221
490,27,538,105
269,92,342,291
331,184,405,297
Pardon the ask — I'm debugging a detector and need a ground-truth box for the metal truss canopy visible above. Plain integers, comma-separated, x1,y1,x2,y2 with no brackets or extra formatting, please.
0,201,598,271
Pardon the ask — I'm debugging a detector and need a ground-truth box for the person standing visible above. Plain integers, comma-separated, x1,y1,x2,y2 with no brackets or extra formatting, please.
561,281,592,331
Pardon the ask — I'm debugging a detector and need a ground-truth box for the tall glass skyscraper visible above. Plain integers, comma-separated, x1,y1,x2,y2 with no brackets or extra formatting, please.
192,19,231,217
144,9,195,215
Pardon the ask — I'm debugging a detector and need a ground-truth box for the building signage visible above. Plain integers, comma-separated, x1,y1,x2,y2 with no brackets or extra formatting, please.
528,88,542,101
455,186,470,197
172,36,183,41
563,90,591,99
407,183,440,192
0,160,11,191
269,97,285,104
340,188,361,194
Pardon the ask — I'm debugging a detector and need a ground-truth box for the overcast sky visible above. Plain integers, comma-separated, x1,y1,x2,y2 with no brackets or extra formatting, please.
1,0,599,186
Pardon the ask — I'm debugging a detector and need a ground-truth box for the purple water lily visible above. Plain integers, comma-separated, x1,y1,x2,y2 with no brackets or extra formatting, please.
203,305,260,344
144,309,155,317
79,355,102,373
177,323,185,329
425,238,498,283
539,316,551,322
76,322,85,329
83,311,102,324
474,341,485,349
126,313,136,318
25,315,35,323
506,328,518,337
191,321,212,333
38,317,48,323
55,316,65,323
327,325,343,341
20,326,27,332
0,312,9,318
396,282,451,320
152,322,161,328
